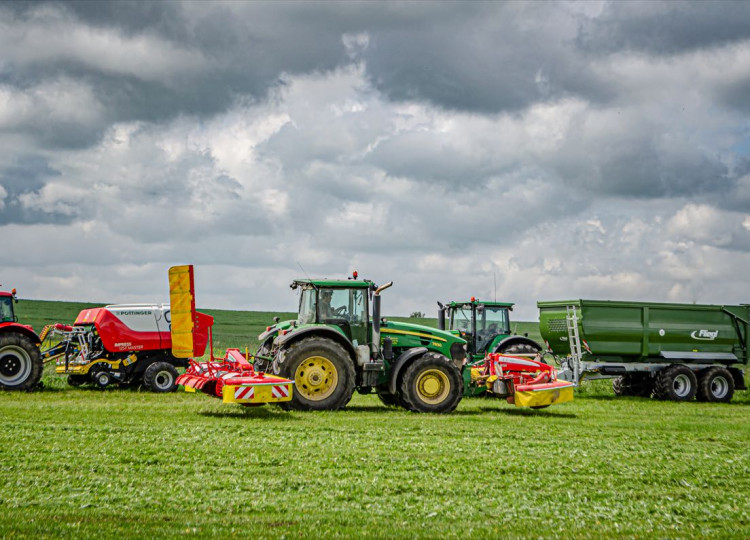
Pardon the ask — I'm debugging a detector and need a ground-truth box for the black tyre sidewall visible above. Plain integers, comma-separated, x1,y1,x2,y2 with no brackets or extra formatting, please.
0,332,43,391
278,337,355,411
400,353,463,413
655,365,697,402
698,367,735,403
143,362,179,393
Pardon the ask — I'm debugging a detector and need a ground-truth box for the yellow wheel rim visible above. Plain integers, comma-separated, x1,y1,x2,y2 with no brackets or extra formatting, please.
416,369,450,405
294,356,339,401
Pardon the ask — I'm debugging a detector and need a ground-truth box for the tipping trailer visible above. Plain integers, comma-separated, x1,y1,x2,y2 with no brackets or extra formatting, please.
538,299,749,402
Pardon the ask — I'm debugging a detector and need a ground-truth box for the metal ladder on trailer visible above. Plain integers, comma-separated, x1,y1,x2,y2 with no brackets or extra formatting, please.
565,305,583,385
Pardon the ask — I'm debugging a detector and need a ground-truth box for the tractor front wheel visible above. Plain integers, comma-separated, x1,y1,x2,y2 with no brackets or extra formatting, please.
400,353,463,413
0,333,43,391
143,362,179,393
277,337,355,411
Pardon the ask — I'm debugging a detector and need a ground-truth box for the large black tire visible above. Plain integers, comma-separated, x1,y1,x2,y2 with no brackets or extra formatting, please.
697,367,735,403
142,362,179,393
67,374,88,387
400,352,463,413
653,365,697,402
276,337,355,411
376,389,400,407
495,342,541,355
0,333,43,391
612,374,653,397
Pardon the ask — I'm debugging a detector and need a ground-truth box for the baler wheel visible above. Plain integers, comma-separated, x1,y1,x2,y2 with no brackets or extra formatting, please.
400,352,462,413
277,337,355,411
697,367,734,403
0,333,43,391
143,362,179,393
654,365,697,402
67,374,87,387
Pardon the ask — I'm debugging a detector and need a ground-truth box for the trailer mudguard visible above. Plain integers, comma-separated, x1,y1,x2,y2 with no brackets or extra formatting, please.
387,347,428,395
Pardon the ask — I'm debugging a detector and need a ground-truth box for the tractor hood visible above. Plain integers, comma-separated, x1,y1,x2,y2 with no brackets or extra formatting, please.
258,319,296,342
380,321,466,359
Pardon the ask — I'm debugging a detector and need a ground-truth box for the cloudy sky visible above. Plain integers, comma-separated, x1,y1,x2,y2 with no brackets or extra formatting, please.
1,1,750,320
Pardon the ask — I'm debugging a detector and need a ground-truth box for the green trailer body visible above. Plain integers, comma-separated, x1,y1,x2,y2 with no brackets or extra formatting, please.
537,300,749,402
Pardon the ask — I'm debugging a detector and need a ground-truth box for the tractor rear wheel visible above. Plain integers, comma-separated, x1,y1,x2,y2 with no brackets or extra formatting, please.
400,352,463,413
143,362,179,393
0,333,43,391
277,337,355,411
697,367,734,403
653,365,697,402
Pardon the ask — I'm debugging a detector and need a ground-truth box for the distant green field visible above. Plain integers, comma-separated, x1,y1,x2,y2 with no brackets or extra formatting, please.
3,299,749,538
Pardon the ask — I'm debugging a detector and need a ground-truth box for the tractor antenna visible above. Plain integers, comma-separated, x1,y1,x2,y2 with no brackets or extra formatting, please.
297,262,317,289
493,272,497,302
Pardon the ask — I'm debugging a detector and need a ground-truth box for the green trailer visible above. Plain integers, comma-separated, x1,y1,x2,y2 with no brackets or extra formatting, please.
538,299,749,403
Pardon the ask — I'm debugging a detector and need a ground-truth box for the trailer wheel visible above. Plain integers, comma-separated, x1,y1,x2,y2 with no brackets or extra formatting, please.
654,365,697,402
697,367,734,403
400,352,463,413
143,362,179,393
92,370,113,388
612,374,653,398
277,337,355,411
0,333,43,391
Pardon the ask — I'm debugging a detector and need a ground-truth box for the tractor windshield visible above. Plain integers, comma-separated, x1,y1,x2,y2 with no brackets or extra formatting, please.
298,288,317,325
0,296,14,323
476,306,510,352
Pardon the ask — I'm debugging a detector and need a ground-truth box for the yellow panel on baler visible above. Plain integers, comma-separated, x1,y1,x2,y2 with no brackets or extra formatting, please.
169,265,195,358
514,386,574,408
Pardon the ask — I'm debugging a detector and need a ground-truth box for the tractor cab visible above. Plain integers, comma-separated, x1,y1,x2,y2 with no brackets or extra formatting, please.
0,290,18,324
441,299,513,356
293,278,373,347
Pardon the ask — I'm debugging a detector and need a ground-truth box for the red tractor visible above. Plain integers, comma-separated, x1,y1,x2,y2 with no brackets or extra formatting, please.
0,287,43,391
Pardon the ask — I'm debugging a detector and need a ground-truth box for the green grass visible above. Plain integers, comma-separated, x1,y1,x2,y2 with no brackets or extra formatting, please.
3,300,749,538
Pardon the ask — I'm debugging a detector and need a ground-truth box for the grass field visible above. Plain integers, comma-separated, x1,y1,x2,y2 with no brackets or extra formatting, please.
2,300,749,538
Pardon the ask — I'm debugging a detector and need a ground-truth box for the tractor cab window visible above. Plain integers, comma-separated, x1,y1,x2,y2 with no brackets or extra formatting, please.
477,307,510,335
298,288,317,325
449,307,473,333
0,296,14,323
319,288,365,323
476,306,510,352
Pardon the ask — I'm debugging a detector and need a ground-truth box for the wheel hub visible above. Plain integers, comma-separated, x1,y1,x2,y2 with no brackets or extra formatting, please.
672,374,691,397
711,376,729,399
0,346,32,385
295,356,338,401
155,371,172,389
416,369,450,405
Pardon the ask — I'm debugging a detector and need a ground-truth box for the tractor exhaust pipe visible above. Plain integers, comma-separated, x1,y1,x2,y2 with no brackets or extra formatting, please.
371,281,393,357
437,302,446,331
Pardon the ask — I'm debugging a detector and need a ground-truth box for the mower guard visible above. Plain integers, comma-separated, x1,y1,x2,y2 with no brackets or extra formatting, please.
513,379,575,407
177,348,293,406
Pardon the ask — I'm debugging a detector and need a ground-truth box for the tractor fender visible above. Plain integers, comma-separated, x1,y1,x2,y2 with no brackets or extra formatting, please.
388,347,429,395
275,326,357,363
0,324,40,344
491,336,541,354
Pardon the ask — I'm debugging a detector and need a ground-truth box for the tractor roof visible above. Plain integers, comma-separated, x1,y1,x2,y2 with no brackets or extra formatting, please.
292,278,374,289
448,300,514,308
0,291,12,298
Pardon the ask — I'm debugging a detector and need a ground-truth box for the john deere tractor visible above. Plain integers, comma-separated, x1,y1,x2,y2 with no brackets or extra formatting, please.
437,299,542,396
256,275,468,413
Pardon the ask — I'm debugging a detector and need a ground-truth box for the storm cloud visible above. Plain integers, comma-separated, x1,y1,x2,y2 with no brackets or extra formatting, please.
1,0,749,319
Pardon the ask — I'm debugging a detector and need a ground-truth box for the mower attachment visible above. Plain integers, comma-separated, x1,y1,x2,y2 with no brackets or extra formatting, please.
472,353,574,408
177,348,293,406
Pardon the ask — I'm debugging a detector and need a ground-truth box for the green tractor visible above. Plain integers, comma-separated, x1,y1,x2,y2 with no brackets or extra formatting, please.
255,275,468,413
437,299,542,395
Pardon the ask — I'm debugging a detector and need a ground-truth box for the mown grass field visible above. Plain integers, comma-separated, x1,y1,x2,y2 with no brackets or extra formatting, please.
2,300,749,538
